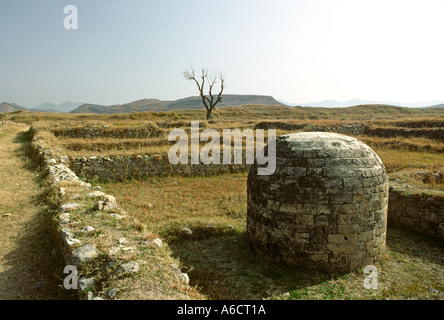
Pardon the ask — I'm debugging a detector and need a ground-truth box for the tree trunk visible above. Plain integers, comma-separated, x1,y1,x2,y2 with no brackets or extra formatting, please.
206,109,212,120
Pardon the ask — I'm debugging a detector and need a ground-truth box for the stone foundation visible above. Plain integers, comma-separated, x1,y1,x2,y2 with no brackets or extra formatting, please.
388,188,444,239
69,154,250,182
366,127,444,141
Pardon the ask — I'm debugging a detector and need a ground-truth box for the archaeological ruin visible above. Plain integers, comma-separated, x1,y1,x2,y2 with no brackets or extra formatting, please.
247,132,389,273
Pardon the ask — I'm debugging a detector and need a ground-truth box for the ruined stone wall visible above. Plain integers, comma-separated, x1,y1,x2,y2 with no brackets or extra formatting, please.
309,124,367,135
52,126,164,139
366,128,444,141
255,122,368,135
388,188,444,239
32,124,443,245
1,120,27,130
69,154,250,182
30,128,193,300
255,121,444,141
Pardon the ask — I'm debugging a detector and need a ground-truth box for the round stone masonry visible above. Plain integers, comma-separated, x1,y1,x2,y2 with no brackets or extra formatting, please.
247,132,388,273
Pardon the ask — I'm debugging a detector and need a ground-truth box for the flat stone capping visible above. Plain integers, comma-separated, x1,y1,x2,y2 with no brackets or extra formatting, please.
247,132,389,273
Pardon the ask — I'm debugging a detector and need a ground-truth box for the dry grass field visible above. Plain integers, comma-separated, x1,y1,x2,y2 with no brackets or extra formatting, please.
1,104,443,300
0,126,61,299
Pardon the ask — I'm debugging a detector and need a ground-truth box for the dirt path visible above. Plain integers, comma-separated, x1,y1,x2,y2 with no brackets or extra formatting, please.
0,126,61,300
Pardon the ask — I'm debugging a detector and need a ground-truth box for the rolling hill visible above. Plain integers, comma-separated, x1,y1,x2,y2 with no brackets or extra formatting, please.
0,102,27,113
70,95,285,114
285,99,444,108
427,103,444,108
2,96,443,115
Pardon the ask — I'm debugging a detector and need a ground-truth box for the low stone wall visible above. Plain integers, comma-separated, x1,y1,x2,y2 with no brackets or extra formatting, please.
255,121,444,141
384,120,444,128
69,154,250,182
49,122,444,142
366,127,444,141
388,188,444,240
30,130,193,300
308,124,367,135
255,122,368,135
52,125,164,139
30,139,106,299
1,120,27,130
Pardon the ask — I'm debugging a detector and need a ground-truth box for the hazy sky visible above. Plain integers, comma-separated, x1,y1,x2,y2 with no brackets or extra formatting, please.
1,0,443,107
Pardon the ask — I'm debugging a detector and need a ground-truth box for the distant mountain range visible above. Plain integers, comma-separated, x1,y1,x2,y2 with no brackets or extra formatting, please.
1,96,443,114
0,102,28,113
280,99,444,108
0,101,84,113
70,95,285,114
0,95,284,114
427,103,444,108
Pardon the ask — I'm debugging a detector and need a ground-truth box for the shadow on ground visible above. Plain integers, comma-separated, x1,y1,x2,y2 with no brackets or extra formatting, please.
0,206,63,300
0,130,63,300
168,225,444,300
386,224,444,266
168,228,334,300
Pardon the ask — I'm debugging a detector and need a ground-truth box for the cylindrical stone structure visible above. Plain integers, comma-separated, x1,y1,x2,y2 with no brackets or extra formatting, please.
247,132,388,273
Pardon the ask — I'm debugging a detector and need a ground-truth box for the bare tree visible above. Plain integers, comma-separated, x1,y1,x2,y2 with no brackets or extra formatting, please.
183,67,225,120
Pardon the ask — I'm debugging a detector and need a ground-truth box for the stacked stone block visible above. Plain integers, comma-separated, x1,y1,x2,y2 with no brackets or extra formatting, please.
69,154,250,182
366,127,444,142
247,132,388,273
52,126,164,139
255,122,367,135
388,189,444,239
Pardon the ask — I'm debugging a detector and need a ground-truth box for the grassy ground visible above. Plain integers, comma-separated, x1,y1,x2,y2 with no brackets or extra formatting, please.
388,166,444,196
372,149,442,173
100,172,443,300
360,136,444,153
0,126,62,299
100,173,248,237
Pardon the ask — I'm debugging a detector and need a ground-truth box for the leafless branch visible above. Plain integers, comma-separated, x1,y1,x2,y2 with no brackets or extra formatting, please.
183,67,226,119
